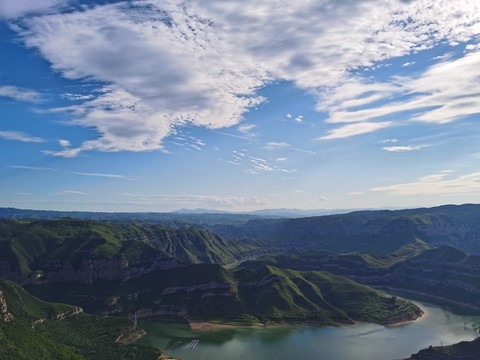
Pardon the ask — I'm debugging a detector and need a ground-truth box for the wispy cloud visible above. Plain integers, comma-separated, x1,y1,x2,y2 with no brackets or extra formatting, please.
378,138,398,144
59,139,71,147
0,130,44,143
10,165,56,171
62,93,94,101
371,170,480,196
318,195,329,202
320,122,392,140
221,150,297,174
54,190,89,196
168,134,206,152
217,131,258,142
71,171,131,179
13,0,480,155
319,49,480,138
0,85,41,102
119,193,268,208
382,145,425,152
0,0,64,18
238,124,257,134
265,142,316,154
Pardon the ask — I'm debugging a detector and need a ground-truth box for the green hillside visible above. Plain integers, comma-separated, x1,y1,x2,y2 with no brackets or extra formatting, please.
0,218,262,284
21,262,422,327
0,278,159,360
241,243,480,311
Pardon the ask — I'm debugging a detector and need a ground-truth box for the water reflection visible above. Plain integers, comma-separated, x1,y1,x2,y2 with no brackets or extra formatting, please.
137,302,480,360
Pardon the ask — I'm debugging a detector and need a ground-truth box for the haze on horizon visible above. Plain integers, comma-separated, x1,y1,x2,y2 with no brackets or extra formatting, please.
1,0,480,213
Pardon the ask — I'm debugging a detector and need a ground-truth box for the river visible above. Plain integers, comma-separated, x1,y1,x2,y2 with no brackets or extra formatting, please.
137,301,480,360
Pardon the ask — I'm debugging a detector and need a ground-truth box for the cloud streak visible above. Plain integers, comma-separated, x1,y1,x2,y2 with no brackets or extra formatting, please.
371,171,480,196
71,171,131,179
319,49,480,138
382,145,424,152
120,193,268,208
10,165,56,171
0,130,44,142
0,85,41,102
11,0,480,154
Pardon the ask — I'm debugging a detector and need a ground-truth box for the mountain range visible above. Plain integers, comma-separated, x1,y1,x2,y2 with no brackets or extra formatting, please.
1,204,480,359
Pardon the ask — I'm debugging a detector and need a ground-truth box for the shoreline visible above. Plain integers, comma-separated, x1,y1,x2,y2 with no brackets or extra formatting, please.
188,309,426,332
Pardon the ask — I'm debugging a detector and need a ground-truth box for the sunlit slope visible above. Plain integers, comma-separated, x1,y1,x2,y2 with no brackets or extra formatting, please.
22,262,422,327
241,243,480,310
0,218,262,282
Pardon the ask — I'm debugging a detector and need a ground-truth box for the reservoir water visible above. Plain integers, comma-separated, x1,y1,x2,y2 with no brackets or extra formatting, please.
137,301,480,360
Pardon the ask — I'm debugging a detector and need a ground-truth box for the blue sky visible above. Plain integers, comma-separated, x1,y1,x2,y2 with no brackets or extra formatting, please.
1,0,480,212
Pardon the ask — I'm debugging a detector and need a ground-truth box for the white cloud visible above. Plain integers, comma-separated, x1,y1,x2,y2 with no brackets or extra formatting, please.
295,115,303,123
0,85,41,102
0,0,64,18
120,193,268,208
319,50,480,138
13,0,480,154
319,122,392,140
71,171,130,179
222,150,296,174
265,142,291,149
59,139,71,147
286,113,292,119
238,124,257,133
10,165,56,171
371,170,480,196
54,190,89,196
465,43,480,51
402,61,415,67
382,145,423,152
318,195,329,202
0,130,44,142
378,138,398,144
265,141,316,154
62,93,94,101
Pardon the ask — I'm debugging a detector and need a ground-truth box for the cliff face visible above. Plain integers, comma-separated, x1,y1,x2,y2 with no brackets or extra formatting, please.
0,290,14,322
0,218,264,286
1,253,183,286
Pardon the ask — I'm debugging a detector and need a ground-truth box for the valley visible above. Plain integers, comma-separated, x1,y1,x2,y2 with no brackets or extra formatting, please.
1,204,479,359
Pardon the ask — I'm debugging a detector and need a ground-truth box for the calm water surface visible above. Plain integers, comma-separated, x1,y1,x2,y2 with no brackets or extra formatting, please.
137,301,480,360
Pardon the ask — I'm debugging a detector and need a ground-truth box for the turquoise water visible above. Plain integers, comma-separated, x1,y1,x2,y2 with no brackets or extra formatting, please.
137,302,480,360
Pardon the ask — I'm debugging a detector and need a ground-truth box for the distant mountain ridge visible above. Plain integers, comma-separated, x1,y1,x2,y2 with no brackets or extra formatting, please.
209,203,480,255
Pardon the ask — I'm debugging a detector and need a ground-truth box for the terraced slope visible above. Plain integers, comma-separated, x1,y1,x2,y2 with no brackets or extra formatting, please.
21,263,422,327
